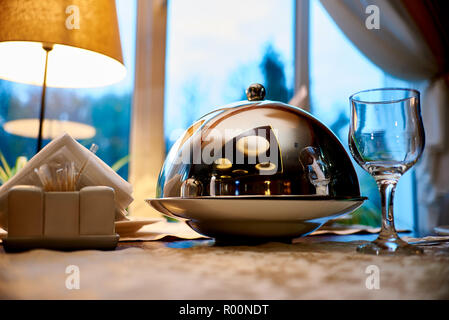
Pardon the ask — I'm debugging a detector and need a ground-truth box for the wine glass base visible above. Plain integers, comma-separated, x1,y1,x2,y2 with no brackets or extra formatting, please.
357,237,423,255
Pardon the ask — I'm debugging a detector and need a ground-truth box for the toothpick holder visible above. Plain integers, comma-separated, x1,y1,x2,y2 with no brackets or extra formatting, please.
3,185,119,252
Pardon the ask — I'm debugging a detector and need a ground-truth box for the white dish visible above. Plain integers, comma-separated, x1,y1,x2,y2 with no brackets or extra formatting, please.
115,217,163,235
146,196,365,239
434,225,449,236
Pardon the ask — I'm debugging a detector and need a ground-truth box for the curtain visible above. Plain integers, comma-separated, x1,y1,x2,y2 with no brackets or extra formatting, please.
319,0,449,233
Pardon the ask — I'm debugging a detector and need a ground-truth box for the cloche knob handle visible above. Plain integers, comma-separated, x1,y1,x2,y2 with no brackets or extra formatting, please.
246,83,266,101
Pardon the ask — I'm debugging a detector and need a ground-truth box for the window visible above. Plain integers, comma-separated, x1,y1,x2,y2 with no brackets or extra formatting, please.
310,0,414,229
164,0,295,152
0,0,416,225
158,0,416,227
0,0,136,180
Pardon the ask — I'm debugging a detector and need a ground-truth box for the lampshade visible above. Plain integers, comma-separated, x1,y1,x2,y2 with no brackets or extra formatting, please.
0,0,126,88
4,119,96,140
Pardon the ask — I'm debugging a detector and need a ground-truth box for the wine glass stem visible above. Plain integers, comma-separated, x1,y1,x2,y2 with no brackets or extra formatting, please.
377,179,399,240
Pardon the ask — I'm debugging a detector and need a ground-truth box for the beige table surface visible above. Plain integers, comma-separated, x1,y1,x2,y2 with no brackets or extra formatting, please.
0,234,448,300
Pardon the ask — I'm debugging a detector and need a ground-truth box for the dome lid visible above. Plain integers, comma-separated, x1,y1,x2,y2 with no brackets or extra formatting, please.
157,84,361,199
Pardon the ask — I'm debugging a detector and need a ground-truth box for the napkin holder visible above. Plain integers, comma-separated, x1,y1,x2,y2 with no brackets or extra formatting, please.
3,185,119,252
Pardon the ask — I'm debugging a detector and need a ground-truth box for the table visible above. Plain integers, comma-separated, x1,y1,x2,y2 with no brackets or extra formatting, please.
0,234,448,299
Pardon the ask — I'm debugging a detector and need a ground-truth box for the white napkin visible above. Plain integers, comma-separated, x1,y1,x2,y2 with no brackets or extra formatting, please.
0,133,133,229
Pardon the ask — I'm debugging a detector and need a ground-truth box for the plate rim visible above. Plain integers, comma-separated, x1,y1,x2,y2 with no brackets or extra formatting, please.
434,225,449,235
114,218,163,225
146,196,366,225
146,195,367,202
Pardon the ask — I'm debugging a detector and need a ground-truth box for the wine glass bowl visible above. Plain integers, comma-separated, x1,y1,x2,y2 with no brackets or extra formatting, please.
349,88,425,255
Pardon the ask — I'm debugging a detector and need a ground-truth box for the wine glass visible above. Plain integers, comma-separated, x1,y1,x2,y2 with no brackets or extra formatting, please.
348,88,425,255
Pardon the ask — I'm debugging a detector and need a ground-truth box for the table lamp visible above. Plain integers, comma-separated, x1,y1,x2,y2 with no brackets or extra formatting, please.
0,0,126,152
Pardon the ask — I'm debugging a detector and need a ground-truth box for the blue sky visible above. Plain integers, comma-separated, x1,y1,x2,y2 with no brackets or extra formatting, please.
164,0,295,143
310,0,384,126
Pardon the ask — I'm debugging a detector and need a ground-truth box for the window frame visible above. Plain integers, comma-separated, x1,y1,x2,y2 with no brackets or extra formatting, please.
129,0,420,229
294,0,310,110
0,0,416,225
129,0,167,216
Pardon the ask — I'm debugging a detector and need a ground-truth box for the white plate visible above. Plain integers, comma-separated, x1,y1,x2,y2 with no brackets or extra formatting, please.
434,225,449,236
146,196,365,239
115,217,163,236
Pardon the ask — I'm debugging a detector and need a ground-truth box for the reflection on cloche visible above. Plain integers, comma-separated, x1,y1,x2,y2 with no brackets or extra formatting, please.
157,84,361,198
